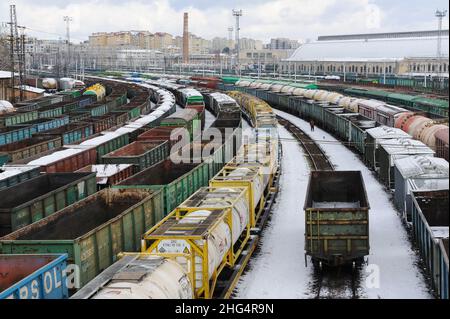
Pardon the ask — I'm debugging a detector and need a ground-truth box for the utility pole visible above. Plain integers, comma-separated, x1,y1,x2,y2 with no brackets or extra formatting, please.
8,4,25,102
435,9,447,84
63,16,73,77
232,9,242,74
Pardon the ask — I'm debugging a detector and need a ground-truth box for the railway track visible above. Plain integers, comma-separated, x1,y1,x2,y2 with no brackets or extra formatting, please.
277,114,363,299
276,115,334,171
311,265,361,299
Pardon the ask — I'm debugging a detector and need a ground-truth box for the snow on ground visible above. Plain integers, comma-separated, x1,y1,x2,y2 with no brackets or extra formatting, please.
235,125,313,298
272,108,432,299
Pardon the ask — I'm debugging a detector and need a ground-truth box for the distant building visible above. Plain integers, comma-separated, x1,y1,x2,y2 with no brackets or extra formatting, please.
212,37,234,53
280,30,449,77
269,38,300,50
239,49,292,66
239,38,263,50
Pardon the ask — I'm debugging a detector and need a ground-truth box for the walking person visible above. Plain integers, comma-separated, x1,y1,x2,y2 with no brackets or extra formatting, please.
310,119,315,132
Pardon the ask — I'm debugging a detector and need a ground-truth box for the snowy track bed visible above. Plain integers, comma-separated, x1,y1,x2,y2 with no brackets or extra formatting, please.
234,125,313,298
235,109,432,299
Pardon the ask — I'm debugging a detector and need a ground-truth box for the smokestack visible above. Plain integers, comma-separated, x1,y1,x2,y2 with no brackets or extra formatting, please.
183,12,189,63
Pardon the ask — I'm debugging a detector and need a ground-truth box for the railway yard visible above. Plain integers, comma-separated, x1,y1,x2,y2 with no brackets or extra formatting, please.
0,73,448,301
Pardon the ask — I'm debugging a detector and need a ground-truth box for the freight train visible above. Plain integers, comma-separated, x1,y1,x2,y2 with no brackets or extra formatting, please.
229,79,448,160
0,77,256,298
70,88,280,299
223,79,448,299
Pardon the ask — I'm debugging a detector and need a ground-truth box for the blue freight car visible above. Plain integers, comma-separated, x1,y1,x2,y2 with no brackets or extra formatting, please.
0,254,69,299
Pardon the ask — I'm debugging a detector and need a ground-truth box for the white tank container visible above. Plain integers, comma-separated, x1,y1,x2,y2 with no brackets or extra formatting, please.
42,78,58,90
259,83,272,90
157,209,232,289
326,93,344,104
270,84,284,92
338,96,352,108
312,90,328,100
303,89,317,99
348,99,362,113
292,88,307,96
228,168,264,211
195,188,249,244
59,77,76,90
0,100,15,114
92,257,193,299
280,86,295,94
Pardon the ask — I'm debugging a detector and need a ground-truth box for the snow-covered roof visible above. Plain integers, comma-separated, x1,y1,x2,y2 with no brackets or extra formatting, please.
0,165,39,181
430,227,449,240
366,126,412,140
0,71,17,79
83,164,133,185
409,178,449,193
286,36,449,62
380,139,435,156
15,85,45,94
395,156,449,179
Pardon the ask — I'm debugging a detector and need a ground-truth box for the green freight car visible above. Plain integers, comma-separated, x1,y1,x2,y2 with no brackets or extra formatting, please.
0,188,164,288
0,172,97,236
304,171,370,267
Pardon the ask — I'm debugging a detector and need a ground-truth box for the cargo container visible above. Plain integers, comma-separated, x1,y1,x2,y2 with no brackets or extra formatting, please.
0,254,69,299
83,83,106,101
66,111,91,123
81,114,117,134
394,156,449,221
411,190,449,299
34,123,95,145
0,188,164,288
0,172,96,236
102,141,169,172
141,187,250,298
111,111,129,127
116,159,210,215
0,135,62,164
0,110,38,128
378,139,435,189
210,165,266,228
13,147,97,173
0,165,41,190
12,116,70,134
364,126,412,171
159,109,200,140
304,171,370,266
73,132,130,163
76,103,109,117
37,105,64,119
70,254,192,299
137,126,184,148
437,239,449,299
76,164,134,189
116,102,149,120
0,152,8,165
0,125,35,146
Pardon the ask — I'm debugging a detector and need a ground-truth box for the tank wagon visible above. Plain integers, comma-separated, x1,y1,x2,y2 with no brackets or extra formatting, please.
70,89,280,299
231,78,448,296
232,79,448,158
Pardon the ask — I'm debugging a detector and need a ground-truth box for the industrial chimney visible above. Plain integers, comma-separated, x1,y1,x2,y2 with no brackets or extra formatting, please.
183,12,189,63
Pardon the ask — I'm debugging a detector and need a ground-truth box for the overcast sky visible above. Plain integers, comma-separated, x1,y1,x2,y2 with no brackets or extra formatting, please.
0,0,449,43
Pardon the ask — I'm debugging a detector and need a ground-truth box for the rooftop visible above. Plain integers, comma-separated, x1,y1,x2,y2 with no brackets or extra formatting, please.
286,36,449,62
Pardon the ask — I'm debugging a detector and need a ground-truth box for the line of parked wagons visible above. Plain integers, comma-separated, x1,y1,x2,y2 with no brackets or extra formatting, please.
227,79,448,299
0,78,279,299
